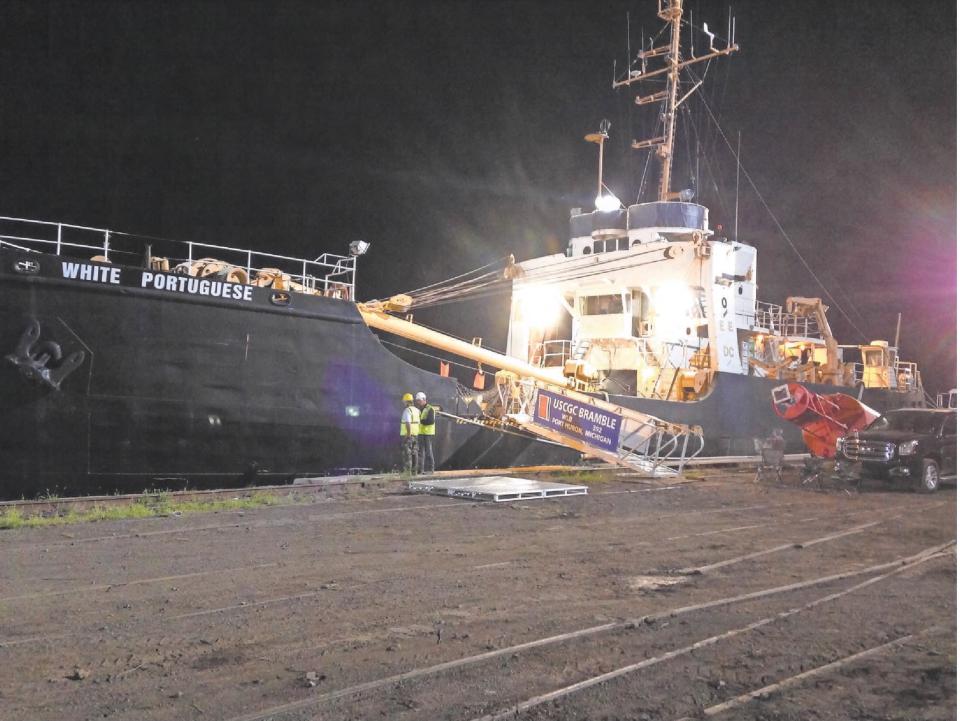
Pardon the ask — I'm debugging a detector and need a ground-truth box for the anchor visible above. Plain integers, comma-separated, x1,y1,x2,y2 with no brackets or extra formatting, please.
5,319,86,391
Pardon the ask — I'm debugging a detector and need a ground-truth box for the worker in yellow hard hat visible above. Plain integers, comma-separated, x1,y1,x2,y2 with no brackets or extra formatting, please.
400,392,420,475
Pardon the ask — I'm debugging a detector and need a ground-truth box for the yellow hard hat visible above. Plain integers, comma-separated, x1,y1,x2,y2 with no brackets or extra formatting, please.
402,393,414,402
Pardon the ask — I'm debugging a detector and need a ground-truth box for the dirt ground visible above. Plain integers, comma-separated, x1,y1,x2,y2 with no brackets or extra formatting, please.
0,470,955,721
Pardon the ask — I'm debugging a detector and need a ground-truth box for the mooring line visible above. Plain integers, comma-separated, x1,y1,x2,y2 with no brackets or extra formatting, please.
221,540,954,721
469,551,954,721
675,626,947,720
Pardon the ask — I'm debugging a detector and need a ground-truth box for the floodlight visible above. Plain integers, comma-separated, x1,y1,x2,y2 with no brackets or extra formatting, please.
518,286,562,329
595,194,621,212
349,240,370,256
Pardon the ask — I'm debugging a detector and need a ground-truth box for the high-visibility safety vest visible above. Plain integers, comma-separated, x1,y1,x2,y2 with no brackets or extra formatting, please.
400,405,420,436
419,404,436,436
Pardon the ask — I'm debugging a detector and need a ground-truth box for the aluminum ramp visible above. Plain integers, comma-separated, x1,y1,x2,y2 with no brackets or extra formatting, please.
495,376,703,477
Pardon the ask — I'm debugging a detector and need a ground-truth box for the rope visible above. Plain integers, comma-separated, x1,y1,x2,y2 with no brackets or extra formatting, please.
378,339,496,373
691,81,869,342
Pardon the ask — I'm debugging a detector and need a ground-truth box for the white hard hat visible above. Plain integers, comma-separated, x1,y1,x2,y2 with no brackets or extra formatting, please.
414,392,426,401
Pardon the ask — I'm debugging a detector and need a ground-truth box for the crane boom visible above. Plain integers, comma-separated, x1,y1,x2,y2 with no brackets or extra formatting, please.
357,303,703,475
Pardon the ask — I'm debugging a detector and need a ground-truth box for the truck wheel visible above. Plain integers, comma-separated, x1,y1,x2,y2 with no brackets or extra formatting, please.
918,459,940,493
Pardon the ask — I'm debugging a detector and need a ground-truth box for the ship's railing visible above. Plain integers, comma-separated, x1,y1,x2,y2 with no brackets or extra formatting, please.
0,215,357,299
536,336,706,372
753,301,823,339
845,362,864,385
660,341,710,369
894,361,921,392
536,340,573,367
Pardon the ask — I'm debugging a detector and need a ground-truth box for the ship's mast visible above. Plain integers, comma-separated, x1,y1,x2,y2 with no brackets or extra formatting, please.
614,0,738,202
658,0,683,201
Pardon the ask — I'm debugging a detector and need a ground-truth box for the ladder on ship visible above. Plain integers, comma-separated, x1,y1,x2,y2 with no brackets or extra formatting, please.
495,375,703,477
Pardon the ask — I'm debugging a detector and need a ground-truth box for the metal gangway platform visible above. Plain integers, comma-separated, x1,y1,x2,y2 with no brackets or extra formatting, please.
494,375,704,477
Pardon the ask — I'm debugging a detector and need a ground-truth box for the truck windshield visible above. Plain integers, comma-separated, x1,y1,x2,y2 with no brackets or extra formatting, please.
866,411,943,434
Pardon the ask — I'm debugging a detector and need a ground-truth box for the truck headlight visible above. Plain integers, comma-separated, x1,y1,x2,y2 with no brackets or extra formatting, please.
898,440,918,456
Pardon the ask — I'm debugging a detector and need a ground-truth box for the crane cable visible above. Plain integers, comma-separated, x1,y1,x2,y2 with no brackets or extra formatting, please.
688,70,869,343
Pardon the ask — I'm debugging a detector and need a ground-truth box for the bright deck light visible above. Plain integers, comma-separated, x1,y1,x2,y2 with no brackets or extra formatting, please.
594,194,621,212
518,286,562,329
653,282,694,337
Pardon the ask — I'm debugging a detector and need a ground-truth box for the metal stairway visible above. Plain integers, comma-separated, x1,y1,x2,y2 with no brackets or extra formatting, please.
495,374,704,477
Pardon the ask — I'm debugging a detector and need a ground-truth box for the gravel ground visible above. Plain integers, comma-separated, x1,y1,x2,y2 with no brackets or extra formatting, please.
0,471,954,721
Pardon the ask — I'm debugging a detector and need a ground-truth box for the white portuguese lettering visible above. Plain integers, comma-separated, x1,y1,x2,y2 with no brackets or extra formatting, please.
135,271,254,302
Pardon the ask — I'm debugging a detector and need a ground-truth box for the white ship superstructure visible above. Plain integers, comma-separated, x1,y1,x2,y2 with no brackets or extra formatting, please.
505,0,921,406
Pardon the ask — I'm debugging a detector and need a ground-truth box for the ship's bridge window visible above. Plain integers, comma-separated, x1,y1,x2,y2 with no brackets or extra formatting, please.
593,239,604,253
618,237,629,251
579,294,624,315
863,349,884,366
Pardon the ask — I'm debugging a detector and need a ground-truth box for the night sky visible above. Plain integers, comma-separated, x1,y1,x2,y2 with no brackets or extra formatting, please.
2,1,956,393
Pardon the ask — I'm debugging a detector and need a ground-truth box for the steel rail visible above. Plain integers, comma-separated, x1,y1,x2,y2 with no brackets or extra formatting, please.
469,549,955,721
675,626,947,720
220,540,955,721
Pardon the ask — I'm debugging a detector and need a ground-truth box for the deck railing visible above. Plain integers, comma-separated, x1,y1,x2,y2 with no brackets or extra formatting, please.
0,215,358,299
752,301,823,339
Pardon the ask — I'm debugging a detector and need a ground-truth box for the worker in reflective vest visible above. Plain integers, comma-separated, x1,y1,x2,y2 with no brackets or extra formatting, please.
400,393,420,475
415,391,436,474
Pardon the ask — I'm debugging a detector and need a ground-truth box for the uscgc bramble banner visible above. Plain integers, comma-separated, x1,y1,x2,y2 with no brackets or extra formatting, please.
533,389,621,452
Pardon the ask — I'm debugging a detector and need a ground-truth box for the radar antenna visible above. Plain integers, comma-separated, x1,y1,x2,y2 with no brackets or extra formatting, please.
614,0,738,202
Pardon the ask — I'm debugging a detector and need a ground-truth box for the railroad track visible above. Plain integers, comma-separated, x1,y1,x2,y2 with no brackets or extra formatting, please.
0,497,946,647
0,464,630,514
1,481,953,721
222,542,955,721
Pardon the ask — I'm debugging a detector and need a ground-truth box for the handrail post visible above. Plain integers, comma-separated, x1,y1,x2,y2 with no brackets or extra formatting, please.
104,231,111,259
56,224,63,255
187,241,194,263
246,250,252,280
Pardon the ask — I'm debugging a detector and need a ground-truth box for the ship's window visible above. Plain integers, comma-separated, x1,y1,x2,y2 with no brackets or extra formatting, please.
632,239,641,247
617,237,629,251
605,238,617,252
863,349,883,366
579,294,624,315
582,246,592,255
593,239,604,254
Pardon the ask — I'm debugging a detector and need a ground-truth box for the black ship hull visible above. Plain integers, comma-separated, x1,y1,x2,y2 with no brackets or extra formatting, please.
0,249,572,498
611,373,923,457
0,248,921,498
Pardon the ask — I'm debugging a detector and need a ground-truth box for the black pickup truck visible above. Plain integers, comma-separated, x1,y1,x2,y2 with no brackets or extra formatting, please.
839,408,957,492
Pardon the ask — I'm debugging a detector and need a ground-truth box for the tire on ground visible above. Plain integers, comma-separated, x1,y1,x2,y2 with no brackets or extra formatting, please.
917,458,940,493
